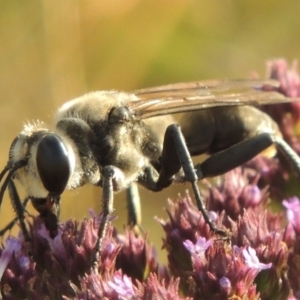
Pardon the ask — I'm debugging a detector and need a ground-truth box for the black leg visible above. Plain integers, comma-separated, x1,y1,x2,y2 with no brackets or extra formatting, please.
274,136,300,178
7,180,30,242
0,159,28,208
195,133,300,180
196,133,275,179
0,159,29,238
144,124,228,237
0,217,19,237
92,165,115,269
0,197,30,237
126,183,141,227
140,128,300,238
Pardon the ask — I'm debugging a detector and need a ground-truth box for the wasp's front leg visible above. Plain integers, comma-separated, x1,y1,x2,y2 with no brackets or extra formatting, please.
5,180,30,242
92,165,120,269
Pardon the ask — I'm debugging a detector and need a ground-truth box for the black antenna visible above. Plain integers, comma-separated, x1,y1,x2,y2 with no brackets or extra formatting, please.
0,159,28,208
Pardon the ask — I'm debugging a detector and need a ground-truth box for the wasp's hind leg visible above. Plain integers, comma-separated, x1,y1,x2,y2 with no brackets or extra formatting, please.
196,133,275,179
273,136,300,178
195,132,300,180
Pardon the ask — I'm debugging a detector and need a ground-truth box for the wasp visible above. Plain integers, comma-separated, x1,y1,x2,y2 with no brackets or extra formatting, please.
1,79,300,265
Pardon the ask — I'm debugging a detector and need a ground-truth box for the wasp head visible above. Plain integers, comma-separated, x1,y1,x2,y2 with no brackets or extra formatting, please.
2,122,77,202
0,123,78,237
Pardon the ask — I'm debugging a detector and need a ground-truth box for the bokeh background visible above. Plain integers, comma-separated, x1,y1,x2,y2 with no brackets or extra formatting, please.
0,0,300,261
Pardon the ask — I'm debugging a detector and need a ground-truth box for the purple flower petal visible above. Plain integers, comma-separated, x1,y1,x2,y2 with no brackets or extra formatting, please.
108,273,135,298
219,276,231,293
0,237,22,280
242,246,272,271
183,237,212,255
283,197,300,223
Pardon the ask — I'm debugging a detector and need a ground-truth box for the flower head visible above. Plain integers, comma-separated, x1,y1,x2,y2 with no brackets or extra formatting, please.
205,167,268,221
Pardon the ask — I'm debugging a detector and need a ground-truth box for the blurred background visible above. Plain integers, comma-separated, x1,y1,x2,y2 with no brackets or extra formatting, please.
0,0,300,261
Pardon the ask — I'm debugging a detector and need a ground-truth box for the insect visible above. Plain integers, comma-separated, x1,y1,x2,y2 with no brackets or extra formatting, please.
1,79,300,267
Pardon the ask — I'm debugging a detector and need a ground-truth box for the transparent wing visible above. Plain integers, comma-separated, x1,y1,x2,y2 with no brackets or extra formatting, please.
128,79,298,119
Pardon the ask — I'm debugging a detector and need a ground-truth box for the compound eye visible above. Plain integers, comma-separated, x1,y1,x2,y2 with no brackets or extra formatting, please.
36,134,70,195
108,106,133,124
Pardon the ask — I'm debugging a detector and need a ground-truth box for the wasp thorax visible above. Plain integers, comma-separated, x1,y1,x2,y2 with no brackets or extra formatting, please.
108,106,133,123
36,134,70,196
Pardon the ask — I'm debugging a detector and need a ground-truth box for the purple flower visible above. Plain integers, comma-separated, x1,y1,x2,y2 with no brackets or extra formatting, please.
205,167,268,222
108,273,135,298
114,229,164,282
0,237,22,280
283,197,300,222
183,237,212,255
244,156,288,200
267,59,300,98
136,274,190,300
219,276,231,294
283,197,300,238
261,59,300,155
242,246,272,271
184,242,261,299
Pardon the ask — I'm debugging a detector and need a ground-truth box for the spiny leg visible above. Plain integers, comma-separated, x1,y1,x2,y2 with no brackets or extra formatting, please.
0,197,30,237
92,165,115,269
0,217,18,237
0,159,28,208
141,124,228,237
160,125,228,236
7,180,30,242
